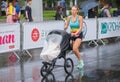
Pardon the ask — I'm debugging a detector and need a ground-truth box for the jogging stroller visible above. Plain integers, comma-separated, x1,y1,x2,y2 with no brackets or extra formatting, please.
40,30,74,77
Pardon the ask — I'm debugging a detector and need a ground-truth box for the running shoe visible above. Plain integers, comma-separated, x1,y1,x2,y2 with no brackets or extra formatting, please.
77,60,84,69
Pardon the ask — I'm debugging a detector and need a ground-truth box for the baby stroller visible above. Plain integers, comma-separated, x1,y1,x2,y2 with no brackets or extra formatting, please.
40,30,74,77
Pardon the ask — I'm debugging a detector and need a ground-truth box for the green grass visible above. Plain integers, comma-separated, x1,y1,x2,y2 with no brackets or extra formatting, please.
43,10,56,20
44,8,118,19
0,14,24,19
0,16,6,19
0,8,118,20
20,14,25,19
0,10,56,20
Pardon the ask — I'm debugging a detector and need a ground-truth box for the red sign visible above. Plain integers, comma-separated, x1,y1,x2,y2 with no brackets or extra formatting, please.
31,28,40,42
0,34,15,45
0,34,15,49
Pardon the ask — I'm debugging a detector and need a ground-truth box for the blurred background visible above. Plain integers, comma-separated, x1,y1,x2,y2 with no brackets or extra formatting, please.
0,0,120,21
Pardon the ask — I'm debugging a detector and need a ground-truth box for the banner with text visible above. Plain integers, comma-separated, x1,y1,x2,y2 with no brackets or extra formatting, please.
22,21,64,50
23,19,97,50
98,17,120,39
0,23,20,53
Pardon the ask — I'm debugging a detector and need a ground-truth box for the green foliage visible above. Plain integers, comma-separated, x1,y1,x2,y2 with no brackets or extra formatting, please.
43,0,54,4
98,8,117,15
110,8,117,14
17,0,26,8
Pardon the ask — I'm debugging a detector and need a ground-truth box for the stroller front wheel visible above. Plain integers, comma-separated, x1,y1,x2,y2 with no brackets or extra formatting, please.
41,65,48,77
41,63,54,77
41,72,56,82
64,58,74,74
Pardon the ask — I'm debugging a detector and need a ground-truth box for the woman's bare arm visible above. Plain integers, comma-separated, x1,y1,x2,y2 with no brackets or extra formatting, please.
64,16,70,30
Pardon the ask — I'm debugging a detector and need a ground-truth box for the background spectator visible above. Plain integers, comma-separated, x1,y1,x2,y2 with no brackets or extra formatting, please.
55,6,63,20
5,1,16,23
99,3,111,17
12,1,21,23
88,8,97,18
1,0,7,15
60,0,66,17
24,0,33,22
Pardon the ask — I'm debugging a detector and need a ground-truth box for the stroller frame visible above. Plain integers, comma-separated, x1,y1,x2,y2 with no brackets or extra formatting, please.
40,50,74,77
40,30,74,77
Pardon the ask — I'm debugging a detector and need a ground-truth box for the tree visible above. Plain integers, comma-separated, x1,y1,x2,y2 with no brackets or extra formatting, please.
17,0,25,8
116,0,120,7
43,0,55,9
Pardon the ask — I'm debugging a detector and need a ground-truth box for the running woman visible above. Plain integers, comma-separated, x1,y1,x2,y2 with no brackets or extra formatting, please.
64,6,84,69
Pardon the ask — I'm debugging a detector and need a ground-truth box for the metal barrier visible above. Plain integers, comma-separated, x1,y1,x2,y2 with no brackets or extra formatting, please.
97,17,120,45
22,21,64,57
0,18,120,82
22,19,98,52
0,23,20,60
83,18,98,46
0,17,120,58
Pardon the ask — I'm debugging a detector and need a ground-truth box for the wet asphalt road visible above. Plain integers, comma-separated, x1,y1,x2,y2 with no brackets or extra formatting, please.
0,42,120,82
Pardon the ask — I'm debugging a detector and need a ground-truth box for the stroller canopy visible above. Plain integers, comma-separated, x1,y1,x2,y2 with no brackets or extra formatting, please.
48,30,71,52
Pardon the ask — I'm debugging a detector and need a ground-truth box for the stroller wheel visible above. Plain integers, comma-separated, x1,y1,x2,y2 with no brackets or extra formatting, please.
41,72,56,82
41,65,48,77
64,58,74,74
41,63,54,77
65,74,74,82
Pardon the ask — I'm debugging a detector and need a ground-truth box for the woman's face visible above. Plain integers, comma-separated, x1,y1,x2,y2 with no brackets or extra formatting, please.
71,7,78,15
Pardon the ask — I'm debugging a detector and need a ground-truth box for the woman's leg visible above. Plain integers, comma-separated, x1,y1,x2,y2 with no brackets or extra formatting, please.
72,38,84,69
72,38,82,60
